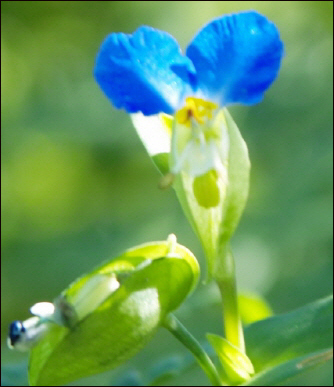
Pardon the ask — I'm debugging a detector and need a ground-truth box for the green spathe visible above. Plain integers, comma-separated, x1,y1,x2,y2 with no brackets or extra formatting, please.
29,239,199,386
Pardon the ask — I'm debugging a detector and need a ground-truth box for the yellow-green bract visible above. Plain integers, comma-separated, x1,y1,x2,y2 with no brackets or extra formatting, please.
29,239,199,386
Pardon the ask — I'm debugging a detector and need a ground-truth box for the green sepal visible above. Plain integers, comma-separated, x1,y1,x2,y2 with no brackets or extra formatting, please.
28,238,199,386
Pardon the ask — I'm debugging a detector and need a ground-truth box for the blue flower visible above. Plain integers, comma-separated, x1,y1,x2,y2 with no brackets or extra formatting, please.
94,11,283,116
94,11,283,208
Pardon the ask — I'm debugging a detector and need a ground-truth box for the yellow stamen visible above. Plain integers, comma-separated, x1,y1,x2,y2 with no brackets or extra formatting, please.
175,97,218,128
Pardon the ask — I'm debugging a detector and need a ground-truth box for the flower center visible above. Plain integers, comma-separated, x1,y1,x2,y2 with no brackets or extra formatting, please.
167,97,229,209
175,97,218,128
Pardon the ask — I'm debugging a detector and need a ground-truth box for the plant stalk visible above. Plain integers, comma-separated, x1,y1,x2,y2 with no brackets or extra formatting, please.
213,246,245,353
163,313,224,386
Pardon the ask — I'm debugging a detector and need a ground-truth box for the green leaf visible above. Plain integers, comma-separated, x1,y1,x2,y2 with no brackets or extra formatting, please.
244,295,333,372
118,296,332,386
28,238,199,386
241,348,333,386
131,109,250,278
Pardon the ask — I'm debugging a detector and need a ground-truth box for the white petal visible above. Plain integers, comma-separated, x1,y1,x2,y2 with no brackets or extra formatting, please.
70,274,120,320
22,316,41,329
30,302,55,319
131,113,171,156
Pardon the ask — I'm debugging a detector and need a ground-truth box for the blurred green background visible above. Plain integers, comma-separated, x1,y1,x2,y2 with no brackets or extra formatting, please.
1,1,333,385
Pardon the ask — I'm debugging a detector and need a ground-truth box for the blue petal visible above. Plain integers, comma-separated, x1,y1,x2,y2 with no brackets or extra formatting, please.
94,26,196,115
186,11,284,106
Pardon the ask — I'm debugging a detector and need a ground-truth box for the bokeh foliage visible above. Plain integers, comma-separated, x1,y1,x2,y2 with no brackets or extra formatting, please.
1,1,333,386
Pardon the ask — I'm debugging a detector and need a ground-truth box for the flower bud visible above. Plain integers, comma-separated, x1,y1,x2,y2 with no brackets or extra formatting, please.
27,236,199,386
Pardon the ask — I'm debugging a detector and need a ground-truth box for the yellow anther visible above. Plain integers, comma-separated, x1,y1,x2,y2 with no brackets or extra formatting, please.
175,97,218,127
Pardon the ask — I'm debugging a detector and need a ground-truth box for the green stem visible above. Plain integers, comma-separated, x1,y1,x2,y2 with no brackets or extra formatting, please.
163,313,224,386
213,245,245,353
